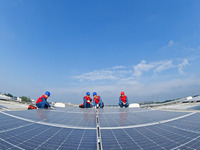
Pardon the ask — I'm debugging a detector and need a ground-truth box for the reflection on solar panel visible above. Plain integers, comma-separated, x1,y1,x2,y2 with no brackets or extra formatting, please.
0,107,200,150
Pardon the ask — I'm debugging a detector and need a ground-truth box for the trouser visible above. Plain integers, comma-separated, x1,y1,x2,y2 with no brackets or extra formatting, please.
36,102,49,109
119,103,129,108
95,102,103,108
85,103,92,108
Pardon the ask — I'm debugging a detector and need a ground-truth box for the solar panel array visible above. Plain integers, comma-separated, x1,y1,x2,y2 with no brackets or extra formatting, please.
0,107,200,150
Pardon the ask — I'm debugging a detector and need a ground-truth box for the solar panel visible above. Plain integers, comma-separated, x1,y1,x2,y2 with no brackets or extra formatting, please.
0,107,200,150
99,108,190,127
4,109,97,128
0,109,97,150
101,124,200,149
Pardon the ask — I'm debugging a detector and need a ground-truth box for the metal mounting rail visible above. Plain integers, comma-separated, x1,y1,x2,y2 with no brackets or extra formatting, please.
96,109,103,150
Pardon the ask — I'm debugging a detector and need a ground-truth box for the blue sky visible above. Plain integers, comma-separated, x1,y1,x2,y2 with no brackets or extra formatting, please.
0,0,200,105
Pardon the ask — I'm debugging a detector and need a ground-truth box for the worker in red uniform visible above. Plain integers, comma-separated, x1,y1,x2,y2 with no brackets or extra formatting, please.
93,92,103,108
83,92,92,108
119,92,129,108
36,91,51,109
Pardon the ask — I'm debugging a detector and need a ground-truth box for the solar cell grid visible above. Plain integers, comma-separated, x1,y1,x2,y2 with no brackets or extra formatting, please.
165,113,200,133
99,108,191,128
0,113,31,132
135,126,194,149
179,136,200,150
0,126,97,150
4,109,97,128
0,140,11,150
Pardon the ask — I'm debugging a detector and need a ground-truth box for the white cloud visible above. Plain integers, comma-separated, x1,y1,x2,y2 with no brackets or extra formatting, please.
168,40,174,46
154,60,174,73
112,66,127,69
133,59,190,77
117,77,138,86
73,67,131,81
74,70,118,81
74,58,190,82
133,60,175,77
133,60,155,77
178,59,189,75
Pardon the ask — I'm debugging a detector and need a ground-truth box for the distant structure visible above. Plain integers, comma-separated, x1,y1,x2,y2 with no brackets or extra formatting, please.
0,94,25,102
129,103,140,108
53,102,66,108
0,94,11,100
187,96,193,100
17,97,22,102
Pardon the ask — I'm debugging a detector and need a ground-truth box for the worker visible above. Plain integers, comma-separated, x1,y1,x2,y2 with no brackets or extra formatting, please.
93,92,103,108
119,91,129,108
36,91,52,109
83,92,93,108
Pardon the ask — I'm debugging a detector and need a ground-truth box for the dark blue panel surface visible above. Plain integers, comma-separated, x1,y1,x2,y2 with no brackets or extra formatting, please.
5,108,97,128
99,108,190,127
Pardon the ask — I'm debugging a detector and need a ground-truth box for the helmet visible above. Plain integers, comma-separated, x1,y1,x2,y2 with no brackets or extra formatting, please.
93,92,97,96
121,91,125,95
86,92,90,96
45,91,51,97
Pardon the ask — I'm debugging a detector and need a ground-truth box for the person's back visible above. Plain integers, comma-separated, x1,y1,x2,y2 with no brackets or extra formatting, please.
36,91,51,109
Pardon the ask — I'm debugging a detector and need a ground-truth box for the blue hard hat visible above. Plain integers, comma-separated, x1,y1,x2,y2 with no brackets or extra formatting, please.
86,92,90,96
45,91,50,97
93,92,97,96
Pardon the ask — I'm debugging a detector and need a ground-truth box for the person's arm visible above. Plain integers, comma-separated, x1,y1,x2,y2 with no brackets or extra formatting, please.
41,97,51,107
93,98,96,106
99,97,102,103
126,96,129,105
99,97,103,108
83,97,87,108
90,98,93,106
119,97,122,104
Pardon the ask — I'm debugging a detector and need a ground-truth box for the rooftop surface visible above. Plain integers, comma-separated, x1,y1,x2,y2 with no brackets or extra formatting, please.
0,102,200,150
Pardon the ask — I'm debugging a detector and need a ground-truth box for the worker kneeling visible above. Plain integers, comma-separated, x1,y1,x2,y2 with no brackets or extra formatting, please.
83,92,93,108
93,92,104,109
119,92,129,108
36,91,52,109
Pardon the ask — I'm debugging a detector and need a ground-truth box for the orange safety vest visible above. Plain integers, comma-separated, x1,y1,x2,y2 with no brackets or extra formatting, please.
120,95,127,103
36,95,46,104
84,96,91,103
94,96,100,104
